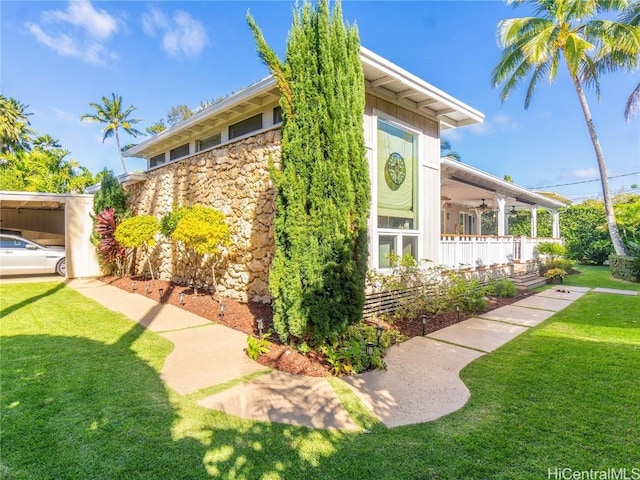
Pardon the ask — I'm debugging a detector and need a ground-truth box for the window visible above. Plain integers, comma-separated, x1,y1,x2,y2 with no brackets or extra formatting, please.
0,238,27,249
149,153,165,168
198,133,221,151
273,106,282,124
376,118,419,268
170,143,190,161
228,113,262,140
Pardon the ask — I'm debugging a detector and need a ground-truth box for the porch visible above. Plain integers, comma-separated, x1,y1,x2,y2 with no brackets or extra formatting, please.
438,159,567,271
439,234,560,270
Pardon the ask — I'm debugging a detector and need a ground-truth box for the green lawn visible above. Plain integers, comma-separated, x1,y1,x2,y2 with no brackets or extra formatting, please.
564,264,640,291
1,276,639,479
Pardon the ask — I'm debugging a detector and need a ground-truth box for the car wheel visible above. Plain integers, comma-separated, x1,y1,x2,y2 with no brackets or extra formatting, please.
56,258,66,277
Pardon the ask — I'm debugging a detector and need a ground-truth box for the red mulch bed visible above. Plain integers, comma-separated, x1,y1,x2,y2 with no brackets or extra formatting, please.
99,276,533,377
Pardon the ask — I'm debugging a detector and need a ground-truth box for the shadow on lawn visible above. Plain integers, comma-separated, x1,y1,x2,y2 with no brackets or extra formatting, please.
0,281,66,319
1,330,365,478
0,329,210,478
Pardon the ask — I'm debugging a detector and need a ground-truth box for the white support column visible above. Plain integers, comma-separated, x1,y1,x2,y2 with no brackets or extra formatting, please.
530,205,538,238
496,195,506,236
552,209,560,239
474,209,483,235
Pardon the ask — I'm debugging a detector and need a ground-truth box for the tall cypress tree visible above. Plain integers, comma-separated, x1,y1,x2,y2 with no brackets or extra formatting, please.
248,0,370,346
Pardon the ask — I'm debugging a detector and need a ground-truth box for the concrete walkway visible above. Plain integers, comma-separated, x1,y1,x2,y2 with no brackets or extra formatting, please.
64,279,635,430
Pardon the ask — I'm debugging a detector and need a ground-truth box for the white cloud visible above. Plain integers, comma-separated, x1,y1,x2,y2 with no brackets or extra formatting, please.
469,112,520,136
493,112,520,131
45,0,118,40
26,1,119,66
573,168,599,178
142,7,208,58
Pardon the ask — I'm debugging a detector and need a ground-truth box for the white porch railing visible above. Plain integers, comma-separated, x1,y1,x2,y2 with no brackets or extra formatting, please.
439,235,561,270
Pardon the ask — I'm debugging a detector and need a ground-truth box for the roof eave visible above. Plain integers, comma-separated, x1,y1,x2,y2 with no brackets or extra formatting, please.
441,159,567,209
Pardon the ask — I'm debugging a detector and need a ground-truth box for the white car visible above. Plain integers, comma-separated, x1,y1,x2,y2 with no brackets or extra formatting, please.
0,234,66,277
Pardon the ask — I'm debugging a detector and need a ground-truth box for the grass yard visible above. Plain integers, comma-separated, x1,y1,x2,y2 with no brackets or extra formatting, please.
1,275,639,479
564,264,640,291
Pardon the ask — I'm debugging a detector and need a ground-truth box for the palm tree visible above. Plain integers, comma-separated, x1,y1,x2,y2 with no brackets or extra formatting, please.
81,93,145,173
621,1,640,121
440,139,461,161
0,95,35,153
491,0,640,256
32,134,61,151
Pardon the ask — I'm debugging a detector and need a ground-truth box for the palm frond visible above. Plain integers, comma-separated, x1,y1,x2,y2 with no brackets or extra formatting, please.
624,81,640,120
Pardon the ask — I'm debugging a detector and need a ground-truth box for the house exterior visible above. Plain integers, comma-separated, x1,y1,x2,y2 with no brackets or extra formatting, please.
121,47,564,303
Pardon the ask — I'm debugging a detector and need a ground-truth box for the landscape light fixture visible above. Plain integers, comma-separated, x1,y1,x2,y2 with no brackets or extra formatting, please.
366,342,374,357
219,303,226,321
158,288,164,299
179,292,185,307
456,304,461,322
145,283,151,295
421,315,427,336
131,280,136,291
376,325,384,346
257,318,264,337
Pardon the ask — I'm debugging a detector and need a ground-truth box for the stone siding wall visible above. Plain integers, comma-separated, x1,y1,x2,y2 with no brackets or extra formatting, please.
126,129,280,303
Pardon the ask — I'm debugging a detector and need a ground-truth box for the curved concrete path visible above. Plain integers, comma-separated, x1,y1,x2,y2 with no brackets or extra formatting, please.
64,279,634,429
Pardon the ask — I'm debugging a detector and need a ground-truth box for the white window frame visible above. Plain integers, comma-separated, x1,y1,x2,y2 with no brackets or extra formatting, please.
370,112,422,270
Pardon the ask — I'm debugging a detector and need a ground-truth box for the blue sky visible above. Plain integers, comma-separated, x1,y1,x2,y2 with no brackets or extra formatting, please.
2,0,639,202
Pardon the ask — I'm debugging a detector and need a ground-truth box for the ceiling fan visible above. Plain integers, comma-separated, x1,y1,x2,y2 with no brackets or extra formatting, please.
509,206,518,215
477,199,490,210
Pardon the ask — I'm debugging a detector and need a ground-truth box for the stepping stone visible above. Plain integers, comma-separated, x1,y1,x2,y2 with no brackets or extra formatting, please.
479,305,555,327
593,287,639,296
343,337,484,428
199,371,358,430
160,325,266,395
511,295,573,312
536,288,587,302
427,317,528,353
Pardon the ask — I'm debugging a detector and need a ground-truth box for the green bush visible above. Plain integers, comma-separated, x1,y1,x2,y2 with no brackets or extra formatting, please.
93,169,129,219
535,242,566,257
609,255,639,282
482,278,516,298
445,274,488,314
246,333,271,360
320,324,406,376
561,201,612,264
114,215,160,280
539,258,575,275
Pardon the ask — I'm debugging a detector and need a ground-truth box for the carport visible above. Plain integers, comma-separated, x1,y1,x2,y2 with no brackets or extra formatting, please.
0,191,101,278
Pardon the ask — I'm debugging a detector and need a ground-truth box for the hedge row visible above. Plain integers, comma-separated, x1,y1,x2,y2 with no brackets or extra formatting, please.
609,254,640,282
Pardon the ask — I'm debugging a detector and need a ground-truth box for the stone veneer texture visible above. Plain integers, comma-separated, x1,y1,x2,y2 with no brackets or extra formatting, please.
126,129,281,303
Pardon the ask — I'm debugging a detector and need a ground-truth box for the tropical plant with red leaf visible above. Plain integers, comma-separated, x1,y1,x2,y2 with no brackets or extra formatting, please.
95,207,126,275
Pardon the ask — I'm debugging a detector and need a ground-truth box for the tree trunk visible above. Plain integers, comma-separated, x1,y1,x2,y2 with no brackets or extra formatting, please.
114,130,127,174
570,76,629,256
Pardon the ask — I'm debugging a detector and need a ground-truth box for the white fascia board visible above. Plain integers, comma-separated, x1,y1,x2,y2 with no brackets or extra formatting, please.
441,159,566,208
360,47,485,126
125,76,277,158
0,191,94,202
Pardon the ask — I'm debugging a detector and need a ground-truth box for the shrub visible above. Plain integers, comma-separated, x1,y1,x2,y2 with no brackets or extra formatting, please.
539,258,575,275
482,278,516,298
93,169,128,219
94,208,126,275
114,215,160,281
609,254,639,282
445,273,488,314
320,324,406,376
170,206,231,302
246,333,271,360
544,268,566,280
535,242,566,258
